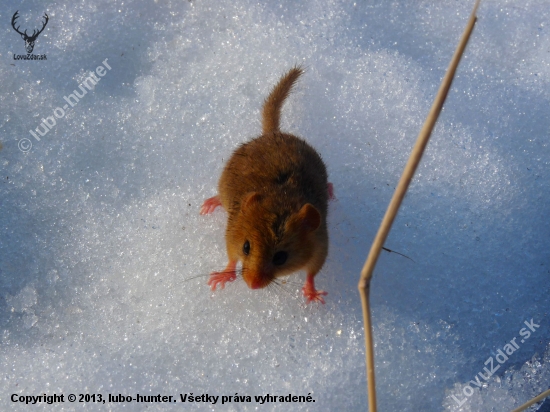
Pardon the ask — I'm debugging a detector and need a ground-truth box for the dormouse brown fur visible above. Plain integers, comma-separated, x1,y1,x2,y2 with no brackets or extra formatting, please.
200,67,332,303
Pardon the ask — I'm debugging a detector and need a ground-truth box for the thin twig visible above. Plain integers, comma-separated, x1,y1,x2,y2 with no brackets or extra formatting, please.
357,1,481,410
510,388,550,412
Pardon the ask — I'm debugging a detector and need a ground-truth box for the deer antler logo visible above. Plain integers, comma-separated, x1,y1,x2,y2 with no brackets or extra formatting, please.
11,11,49,54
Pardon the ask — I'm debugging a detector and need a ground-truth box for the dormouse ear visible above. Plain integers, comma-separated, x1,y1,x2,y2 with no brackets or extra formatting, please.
241,192,262,211
297,203,321,233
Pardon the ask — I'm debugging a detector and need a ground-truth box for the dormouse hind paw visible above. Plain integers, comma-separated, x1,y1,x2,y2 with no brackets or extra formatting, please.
200,196,222,215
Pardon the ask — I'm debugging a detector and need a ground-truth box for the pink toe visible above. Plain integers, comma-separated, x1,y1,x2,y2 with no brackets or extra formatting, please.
327,183,335,200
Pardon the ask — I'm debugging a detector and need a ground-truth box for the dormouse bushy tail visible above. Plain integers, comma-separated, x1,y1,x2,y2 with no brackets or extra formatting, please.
262,66,303,135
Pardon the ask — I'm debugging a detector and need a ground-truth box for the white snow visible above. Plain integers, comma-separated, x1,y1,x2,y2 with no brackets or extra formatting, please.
1,0,549,411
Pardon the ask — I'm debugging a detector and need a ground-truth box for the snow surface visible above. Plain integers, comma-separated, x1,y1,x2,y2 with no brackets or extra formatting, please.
1,0,549,411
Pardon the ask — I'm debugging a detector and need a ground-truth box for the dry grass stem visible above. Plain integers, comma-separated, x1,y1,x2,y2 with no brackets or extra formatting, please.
357,1,481,410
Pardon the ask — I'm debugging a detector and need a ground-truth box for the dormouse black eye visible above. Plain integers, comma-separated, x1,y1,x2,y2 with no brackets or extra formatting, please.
272,251,288,266
243,240,250,255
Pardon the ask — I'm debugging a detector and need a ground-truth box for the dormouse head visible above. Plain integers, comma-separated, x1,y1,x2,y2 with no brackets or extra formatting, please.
227,192,321,289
